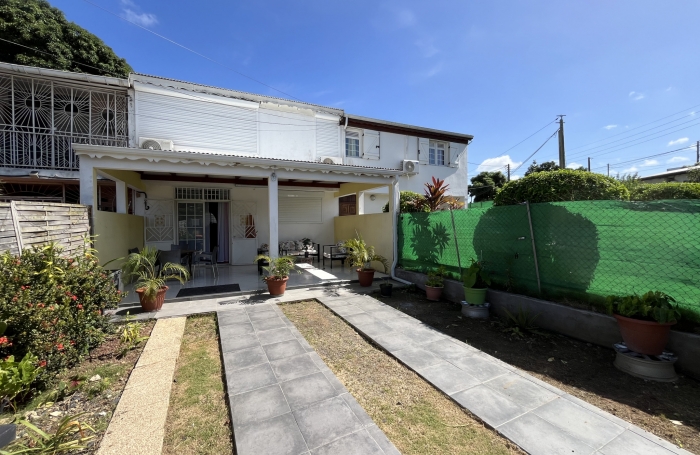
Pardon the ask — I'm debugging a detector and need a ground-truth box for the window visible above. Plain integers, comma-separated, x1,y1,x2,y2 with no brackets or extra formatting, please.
429,140,446,166
345,130,361,157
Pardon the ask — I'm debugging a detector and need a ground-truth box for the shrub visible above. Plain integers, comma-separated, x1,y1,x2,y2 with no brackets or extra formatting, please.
382,191,429,213
494,170,630,206
630,182,700,201
0,242,121,387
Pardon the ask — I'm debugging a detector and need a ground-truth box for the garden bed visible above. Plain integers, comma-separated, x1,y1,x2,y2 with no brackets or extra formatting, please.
162,314,233,455
372,287,700,454
281,300,523,455
0,320,155,453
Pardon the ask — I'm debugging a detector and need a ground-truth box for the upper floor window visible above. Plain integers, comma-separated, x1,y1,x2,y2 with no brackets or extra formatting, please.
429,140,445,166
345,130,361,157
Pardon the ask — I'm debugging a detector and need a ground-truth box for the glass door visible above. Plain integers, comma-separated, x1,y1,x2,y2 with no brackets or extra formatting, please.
177,202,204,251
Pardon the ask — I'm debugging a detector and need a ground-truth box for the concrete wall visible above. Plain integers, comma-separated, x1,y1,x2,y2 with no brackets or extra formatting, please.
396,269,700,379
334,212,393,271
93,211,144,268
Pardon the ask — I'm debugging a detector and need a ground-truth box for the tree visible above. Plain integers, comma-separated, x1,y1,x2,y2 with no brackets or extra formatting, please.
382,191,429,213
687,164,700,183
524,160,560,176
468,171,507,202
0,0,133,78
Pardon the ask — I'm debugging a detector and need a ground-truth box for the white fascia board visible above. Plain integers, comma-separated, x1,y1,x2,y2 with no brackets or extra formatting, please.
315,112,340,122
133,81,259,109
0,62,129,88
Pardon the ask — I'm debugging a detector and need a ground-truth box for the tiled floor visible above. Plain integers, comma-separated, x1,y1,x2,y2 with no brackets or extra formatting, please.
319,294,692,455
120,262,388,304
217,304,400,455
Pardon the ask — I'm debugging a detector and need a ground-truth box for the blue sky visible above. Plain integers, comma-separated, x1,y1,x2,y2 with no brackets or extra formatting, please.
55,0,700,178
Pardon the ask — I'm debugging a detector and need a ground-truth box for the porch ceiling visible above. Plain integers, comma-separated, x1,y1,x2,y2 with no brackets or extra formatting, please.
138,172,341,189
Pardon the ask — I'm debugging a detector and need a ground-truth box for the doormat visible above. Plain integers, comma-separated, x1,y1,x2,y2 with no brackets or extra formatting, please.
176,284,241,298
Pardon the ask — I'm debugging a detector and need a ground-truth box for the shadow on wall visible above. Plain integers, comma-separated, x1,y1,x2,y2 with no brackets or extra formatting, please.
473,204,600,302
406,212,451,269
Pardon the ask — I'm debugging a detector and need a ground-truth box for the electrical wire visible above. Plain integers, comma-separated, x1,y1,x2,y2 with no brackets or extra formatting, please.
80,0,302,101
511,129,560,173
493,119,557,158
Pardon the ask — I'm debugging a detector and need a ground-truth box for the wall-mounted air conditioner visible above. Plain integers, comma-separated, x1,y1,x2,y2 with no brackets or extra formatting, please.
319,156,343,165
402,160,419,174
139,137,174,151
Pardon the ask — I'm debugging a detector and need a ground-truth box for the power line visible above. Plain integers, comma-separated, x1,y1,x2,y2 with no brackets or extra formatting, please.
493,119,557,158
511,129,560,173
589,145,694,171
567,102,700,152
81,0,302,101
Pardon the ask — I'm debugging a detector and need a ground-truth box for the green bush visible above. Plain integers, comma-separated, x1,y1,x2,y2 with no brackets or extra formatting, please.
494,170,630,206
630,182,700,201
0,243,121,387
383,191,429,213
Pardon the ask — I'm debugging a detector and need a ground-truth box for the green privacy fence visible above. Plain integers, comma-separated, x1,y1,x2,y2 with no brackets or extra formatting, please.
397,200,700,321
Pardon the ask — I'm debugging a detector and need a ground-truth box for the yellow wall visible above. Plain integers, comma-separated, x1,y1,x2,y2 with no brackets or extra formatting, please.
334,212,393,271
93,211,144,268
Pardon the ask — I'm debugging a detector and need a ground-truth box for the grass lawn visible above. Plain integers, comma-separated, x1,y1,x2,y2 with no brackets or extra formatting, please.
162,314,233,455
281,300,523,455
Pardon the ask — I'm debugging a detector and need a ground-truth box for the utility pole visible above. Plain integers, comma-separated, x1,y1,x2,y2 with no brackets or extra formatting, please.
696,140,699,164
607,163,610,177
506,163,510,181
557,115,566,168
587,157,591,172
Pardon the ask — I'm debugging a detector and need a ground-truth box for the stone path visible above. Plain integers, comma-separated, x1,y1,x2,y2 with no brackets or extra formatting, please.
317,294,692,455
217,303,400,455
98,317,186,455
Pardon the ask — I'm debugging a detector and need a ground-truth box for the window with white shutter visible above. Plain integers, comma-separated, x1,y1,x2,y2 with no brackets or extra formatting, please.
345,130,361,157
418,138,430,164
362,130,380,160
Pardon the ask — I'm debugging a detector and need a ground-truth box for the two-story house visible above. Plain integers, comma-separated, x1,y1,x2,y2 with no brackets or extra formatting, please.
0,62,473,270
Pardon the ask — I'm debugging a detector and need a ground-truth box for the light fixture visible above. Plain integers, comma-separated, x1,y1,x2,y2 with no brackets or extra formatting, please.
370,194,376,201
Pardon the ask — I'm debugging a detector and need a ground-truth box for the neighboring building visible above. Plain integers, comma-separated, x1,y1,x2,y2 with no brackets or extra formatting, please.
640,165,700,184
0,62,473,265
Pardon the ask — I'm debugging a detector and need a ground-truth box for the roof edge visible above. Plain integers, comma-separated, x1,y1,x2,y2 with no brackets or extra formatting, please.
0,62,129,88
344,114,473,144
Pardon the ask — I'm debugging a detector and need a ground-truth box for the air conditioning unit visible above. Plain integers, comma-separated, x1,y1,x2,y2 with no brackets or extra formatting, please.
402,160,419,174
319,156,343,165
139,137,174,151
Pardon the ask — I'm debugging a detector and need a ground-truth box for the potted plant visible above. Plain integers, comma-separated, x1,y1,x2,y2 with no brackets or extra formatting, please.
425,266,446,301
379,277,393,297
462,259,490,304
343,234,389,287
254,254,300,296
606,291,680,355
301,238,312,258
121,247,189,312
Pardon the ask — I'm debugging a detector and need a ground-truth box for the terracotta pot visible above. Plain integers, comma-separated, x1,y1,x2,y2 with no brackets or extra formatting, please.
463,287,487,305
136,286,169,312
614,314,675,355
265,277,289,296
357,268,375,287
425,285,443,301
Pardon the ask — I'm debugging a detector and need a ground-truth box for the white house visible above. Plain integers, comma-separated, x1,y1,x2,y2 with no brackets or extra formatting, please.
0,62,473,280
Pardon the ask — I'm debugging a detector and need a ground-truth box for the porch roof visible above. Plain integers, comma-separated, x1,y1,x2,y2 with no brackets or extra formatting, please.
72,144,403,178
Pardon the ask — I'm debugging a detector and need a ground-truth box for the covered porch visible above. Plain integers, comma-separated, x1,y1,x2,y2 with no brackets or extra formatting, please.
73,144,400,300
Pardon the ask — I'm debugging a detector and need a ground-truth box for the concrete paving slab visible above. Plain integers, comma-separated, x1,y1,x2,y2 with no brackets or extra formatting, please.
227,363,278,395
344,312,377,326
451,385,528,428
392,345,444,370
498,413,597,455
219,322,255,337
339,393,375,428
280,372,340,410
484,372,558,409
235,412,308,455
353,320,395,338
332,304,366,318
264,339,308,361
372,331,416,352
257,327,298,346
293,396,364,450
252,316,288,332
217,311,250,326
599,430,687,455
366,424,402,455
270,353,321,382
220,334,260,353
224,346,268,371
231,384,291,425
449,354,510,382
417,361,481,395
311,429,384,455
423,338,478,361
248,308,280,321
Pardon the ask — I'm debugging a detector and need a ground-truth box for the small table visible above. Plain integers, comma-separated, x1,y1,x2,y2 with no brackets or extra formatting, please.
296,257,314,266
180,249,196,275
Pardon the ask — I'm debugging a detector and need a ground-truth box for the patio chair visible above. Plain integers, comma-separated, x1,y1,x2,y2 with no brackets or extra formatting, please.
158,249,188,281
193,246,219,277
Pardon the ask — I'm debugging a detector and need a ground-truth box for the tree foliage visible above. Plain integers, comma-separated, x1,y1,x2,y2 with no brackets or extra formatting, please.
469,171,507,202
0,0,133,78
494,169,630,206
382,191,429,213
630,182,700,201
524,160,560,176
687,165,700,183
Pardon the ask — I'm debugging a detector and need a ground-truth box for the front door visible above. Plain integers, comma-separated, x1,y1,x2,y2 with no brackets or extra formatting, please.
177,202,204,251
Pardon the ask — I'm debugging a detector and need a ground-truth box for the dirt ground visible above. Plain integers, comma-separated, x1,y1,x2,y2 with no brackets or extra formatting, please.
372,288,700,454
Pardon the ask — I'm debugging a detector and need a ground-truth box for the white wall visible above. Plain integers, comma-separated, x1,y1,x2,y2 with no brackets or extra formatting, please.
364,192,389,214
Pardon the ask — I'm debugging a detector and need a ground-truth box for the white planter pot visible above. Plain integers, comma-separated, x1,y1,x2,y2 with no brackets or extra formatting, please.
461,301,490,319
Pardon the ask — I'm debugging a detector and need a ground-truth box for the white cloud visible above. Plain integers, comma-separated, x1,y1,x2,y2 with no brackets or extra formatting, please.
667,156,689,164
666,86,673,92
622,166,639,173
668,137,689,146
120,0,158,27
396,9,416,27
510,175,521,180
424,62,443,78
690,111,697,117
415,39,439,58
603,125,617,130
641,159,659,167
567,162,583,169
474,155,522,174
628,91,645,101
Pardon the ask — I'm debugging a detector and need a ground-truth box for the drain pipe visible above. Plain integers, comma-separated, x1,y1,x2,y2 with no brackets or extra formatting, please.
389,176,412,285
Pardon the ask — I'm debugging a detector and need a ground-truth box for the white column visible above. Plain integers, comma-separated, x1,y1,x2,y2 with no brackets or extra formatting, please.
268,172,279,259
356,191,365,215
79,158,96,216
389,179,399,272
115,180,127,214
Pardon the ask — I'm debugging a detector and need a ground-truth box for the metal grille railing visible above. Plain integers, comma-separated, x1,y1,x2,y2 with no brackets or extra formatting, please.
398,200,700,322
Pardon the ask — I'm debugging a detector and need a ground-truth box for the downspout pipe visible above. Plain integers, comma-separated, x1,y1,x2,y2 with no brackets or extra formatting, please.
389,176,412,285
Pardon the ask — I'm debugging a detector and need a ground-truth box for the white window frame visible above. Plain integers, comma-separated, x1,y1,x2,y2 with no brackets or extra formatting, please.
345,129,362,157
429,140,446,166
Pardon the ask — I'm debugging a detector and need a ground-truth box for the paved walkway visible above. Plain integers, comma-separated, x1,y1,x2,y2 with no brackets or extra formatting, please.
217,303,399,455
98,317,186,455
317,294,691,455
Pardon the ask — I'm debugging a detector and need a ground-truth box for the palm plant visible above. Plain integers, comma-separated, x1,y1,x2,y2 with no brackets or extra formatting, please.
343,234,389,272
254,255,300,281
121,246,189,300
